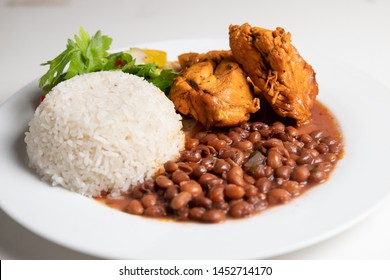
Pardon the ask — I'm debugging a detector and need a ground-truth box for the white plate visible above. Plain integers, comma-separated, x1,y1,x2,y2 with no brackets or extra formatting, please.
1,39,390,260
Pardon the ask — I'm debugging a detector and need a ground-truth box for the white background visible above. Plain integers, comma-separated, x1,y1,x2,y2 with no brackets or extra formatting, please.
1,0,389,259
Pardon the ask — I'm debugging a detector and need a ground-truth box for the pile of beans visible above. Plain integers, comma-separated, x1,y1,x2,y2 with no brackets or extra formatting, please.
125,121,343,223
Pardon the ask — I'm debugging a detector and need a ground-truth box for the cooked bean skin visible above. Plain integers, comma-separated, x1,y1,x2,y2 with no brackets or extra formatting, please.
275,166,292,180
255,177,272,193
185,138,199,150
155,175,174,189
127,200,144,215
192,164,207,178
180,180,203,196
281,181,301,196
267,188,291,204
225,184,246,200
267,150,283,169
209,185,225,203
213,159,230,174
309,169,327,183
191,195,213,209
141,194,157,208
164,185,178,200
171,170,190,184
144,205,166,217
291,165,310,182
171,191,192,210
164,161,178,172
229,201,254,218
202,209,226,223
121,116,343,223
227,166,245,186
189,207,206,220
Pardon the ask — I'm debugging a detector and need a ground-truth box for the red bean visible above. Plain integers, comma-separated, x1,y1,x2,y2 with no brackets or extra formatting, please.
310,130,324,140
141,194,157,208
209,185,225,203
177,162,193,174
164,185,178,200
275,166,292,180
201,155,216,171
189,207,206,220
286,126,299,137
198,173,220,186
171,170,190,184
194,145,217,157
244,184,258,198
281,181,301,196
267,150,283,169
253,164,273,179
227,165,245,186
323,153,338,163
316,143,329,154
218,134,233,145
296,150,314,165
208,138,227,151
127,200,144,215
291,165,310,182
230,127,250,139
144,205,166,217
191,195,213,209
213,159,231,174
305,141,318,149
248,131,261,143
155,175,174,189
225,184,246,200
243,173,256,185
284,158,297,167
233,141,253,151
263,138,283,149
185,138,199,150
170,191,192,210
255,177,272,193
164,161,178,172
309,169,327,183
300,134,313,143
180,150,202,162
180,180,203,196
329,142,343,153
251,122,269,131
229,201,254,218
192,164,207,178
228,131,242,144
200,133,218,144
267,188,291,204
202,209,226,223
321,136,338,146
220,148,245,165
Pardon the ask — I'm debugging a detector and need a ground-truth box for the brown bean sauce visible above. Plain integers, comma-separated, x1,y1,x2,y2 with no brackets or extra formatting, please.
95,101,344,223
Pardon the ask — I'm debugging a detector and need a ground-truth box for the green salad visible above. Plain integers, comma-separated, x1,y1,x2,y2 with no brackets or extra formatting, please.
39,27,177,95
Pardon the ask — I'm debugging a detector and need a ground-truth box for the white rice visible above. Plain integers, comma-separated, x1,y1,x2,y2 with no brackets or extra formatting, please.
25,71,184,197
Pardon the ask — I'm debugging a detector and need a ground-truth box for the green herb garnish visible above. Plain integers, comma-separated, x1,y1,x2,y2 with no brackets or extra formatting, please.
38,27,177,95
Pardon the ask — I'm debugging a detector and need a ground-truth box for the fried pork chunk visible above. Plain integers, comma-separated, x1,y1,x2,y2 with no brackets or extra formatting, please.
229,23,318,126
169,51,260,129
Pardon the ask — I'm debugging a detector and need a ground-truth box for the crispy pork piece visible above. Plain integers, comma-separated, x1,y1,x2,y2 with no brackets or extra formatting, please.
169,51,260,129
229,23,318,126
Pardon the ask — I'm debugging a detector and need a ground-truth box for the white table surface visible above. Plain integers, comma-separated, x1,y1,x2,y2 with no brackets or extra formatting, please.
1,0,389,259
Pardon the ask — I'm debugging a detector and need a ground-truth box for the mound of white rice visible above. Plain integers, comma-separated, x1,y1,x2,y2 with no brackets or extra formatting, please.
25,71,184,197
